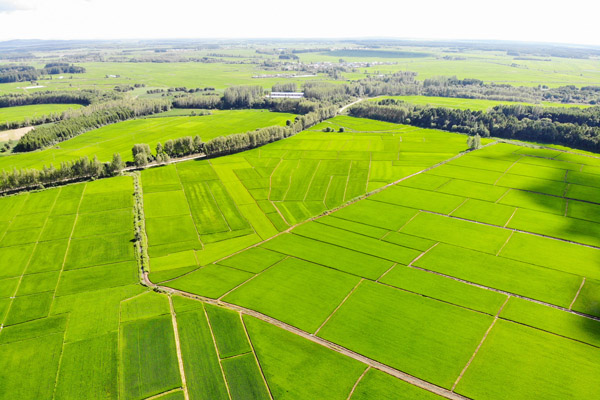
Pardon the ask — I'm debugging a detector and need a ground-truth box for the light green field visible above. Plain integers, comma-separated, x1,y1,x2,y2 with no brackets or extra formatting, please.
0,109,294,171
0,104,83,125
368,95,590,110
2,112,600,399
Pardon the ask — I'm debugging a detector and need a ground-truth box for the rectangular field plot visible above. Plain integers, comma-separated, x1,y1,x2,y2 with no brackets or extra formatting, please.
205,304,251,358
244,316,365,400
317,281,493,389
416,243,582,307
499,232,600,280
450,199,516,226
572,279,600,317
54,333,118,400
455,320,600,400
166,265,253,299
222,353,271,400
218,247,286,274
120,315,181,400
332,199,419,231
65,232,135,269
498,189,566,215
72,208,133,238
177,308,230,400
0,334,64,400
4,292,52,326
507,208,600,247
224,257,361,333
56,261,138,296
500,297,600,347
262,233,393,279
400,212,512,254
370,185,466,214
380,265,507,314
352,368,444,400
292,222,421,265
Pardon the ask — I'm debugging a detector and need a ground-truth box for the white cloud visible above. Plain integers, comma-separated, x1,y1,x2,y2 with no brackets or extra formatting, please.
0,0,598,46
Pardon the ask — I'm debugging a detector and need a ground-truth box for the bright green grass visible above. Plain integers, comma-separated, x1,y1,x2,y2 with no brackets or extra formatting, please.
316,215,388,238
17,271,60,295
0,110,294,171
381,265,507,314
318,281,493,389
221,353,271,400
218,247,286,274
0,277,19,297
52,285,145,343
39,214,76,241
165,265,253,299
507,208,600,247
450,198,516,226
120,315,181,400
0,314,67,344
333,199,420,230
416,243,582,307
224,257,361,333
371,185,466,214
119,291,170,322
0,103,82,124
351,368,444,400
143,190,190,218
145,215,200,247
455,320,600,400
0,334,64,400
54,333,118,400
500,297,600,347
367,95,590,111
27,239,69,273
4,292,52,326
262,233,393,279
292,222,421,265
177,308,230,400
572,279,600,317
566,183,600,203
64,232,135,270
499,232,600,280
78,190,133,214
245,316,365,400
205,304,251,358
400,211,512,254
498,189,566,215
0,244,33,279
435,178,508,202
495,173,567,197
72,208,133,238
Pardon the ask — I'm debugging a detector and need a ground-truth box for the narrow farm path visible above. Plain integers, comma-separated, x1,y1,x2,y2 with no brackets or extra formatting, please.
142,271,470,400
339,98,365,114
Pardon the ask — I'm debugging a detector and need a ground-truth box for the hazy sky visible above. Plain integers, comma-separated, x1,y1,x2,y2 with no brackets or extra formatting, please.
0,0,599,46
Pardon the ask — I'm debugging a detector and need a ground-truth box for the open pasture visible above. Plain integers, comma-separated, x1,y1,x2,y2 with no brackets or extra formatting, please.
0,109,294,171
0,103,83,125
367,95,590,110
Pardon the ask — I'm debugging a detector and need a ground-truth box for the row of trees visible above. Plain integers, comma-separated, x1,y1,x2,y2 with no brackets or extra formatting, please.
0,90,118,108
14,99,171,152
349,103,600,152
0,63,85,83
0,154,124,193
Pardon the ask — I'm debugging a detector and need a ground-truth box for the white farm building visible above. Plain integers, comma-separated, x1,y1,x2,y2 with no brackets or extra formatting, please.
269,92,304,99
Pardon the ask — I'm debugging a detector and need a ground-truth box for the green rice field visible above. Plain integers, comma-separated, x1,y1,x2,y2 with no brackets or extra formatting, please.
2,113,600,399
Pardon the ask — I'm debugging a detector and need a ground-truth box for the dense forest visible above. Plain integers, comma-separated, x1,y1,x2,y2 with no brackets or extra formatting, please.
349,102,600,152
0,63,86,83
